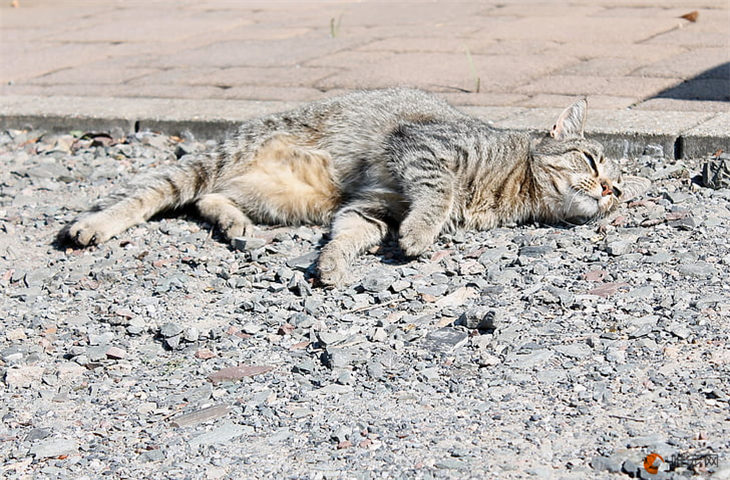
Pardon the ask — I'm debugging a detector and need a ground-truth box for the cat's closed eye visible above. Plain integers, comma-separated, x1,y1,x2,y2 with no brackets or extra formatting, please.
583,152,598,174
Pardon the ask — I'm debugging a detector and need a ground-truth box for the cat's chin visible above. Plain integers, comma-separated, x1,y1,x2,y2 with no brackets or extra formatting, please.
562,195,616,225
562,192,601,221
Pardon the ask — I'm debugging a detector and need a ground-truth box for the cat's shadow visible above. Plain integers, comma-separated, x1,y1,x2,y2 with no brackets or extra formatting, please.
53,205,204,251
54,208,412,281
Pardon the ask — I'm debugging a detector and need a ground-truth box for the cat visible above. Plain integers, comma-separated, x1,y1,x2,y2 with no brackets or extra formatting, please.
63,88,650,286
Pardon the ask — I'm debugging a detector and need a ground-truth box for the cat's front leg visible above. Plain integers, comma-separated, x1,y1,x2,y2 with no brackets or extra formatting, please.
394,155,455,257
398,185,454,257
398,205,451,257
318,203,389,287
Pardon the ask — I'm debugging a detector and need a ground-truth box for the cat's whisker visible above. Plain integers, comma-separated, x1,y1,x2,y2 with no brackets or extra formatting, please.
563,189,583,217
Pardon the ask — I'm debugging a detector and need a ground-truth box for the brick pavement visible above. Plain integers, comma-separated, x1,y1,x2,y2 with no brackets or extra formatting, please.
0,0,728,157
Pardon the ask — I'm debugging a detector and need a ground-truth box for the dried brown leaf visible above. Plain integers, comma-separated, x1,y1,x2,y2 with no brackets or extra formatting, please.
680,11,699,22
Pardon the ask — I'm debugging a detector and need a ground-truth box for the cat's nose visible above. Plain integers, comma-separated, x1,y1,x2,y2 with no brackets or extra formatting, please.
600,181,613,197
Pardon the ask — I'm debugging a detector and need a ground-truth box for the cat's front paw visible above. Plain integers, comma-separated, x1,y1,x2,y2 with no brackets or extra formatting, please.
66,213,117,246
222,219,253,241
317,245,350,287
398,220,437,257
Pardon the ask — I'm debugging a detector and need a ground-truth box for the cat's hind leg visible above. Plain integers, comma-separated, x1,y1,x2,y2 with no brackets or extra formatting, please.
65,154,215,246
196,193,253,240
318,201,390,287
66,203,142,246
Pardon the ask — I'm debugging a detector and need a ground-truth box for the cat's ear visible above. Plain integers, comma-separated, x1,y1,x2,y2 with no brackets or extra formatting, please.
618,176,651,202
550,99,587,140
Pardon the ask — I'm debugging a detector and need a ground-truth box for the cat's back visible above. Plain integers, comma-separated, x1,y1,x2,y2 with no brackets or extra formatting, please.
224,88,466,162
300,88,468,147
315,89,470,166
313,88,465,124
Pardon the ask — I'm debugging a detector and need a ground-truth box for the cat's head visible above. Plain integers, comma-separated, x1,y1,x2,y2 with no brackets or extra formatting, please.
531,99,650,224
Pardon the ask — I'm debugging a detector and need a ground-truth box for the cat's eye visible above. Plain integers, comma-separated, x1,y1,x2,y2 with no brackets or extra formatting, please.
583,152,598,174
613,185,623,198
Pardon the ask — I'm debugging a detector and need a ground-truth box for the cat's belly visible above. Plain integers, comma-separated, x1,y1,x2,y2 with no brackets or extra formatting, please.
224,135,342,225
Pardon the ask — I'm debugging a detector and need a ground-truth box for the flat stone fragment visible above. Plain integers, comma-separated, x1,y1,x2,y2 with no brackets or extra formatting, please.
106,346,127,359
285,251,319,269
421,327,469,353
170,404,230,428
360,270,396,293
231,236,266,251
590,455,623,473
188,422,253,447
509,349,555,368
4,365,44,388
56,362,86,382
208,364,274,384
701,155,730,189
159,322,183,338
606,240,632,256
30,438,79,458
518,245,553,257
587,282,630,298
553,343,592,359
677,262,717,278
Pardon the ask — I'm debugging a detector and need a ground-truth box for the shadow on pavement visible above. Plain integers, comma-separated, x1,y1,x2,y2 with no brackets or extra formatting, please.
652,62,730,102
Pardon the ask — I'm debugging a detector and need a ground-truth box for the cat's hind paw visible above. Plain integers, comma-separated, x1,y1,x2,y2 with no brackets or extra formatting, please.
64,213,118,246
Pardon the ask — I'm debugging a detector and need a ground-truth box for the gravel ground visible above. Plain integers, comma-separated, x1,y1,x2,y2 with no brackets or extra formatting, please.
1,129,728,480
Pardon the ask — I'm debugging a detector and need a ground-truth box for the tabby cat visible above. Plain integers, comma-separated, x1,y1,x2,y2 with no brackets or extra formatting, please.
64,88,650,286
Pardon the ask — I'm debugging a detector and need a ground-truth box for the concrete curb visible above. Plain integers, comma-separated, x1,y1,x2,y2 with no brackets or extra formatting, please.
1,95,727,159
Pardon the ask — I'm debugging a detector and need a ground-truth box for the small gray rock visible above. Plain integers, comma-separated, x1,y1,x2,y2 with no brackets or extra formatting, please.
553,343,591,359
160,322,183,338
361,270,396,293
140,448,165,462
458,308,500,330
86,345,109,362
622,459,640,476
30,438,78,458
606,240,631,256
677,262,717,278
422,328,469,353
285,251,319,270
663,191,690,204
590,456,622,473
25,428,52,442
294,359,316,374
324,349,354,369
518,245,553,257
188,422,252,447
231,236,266,251
183,327,199,342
